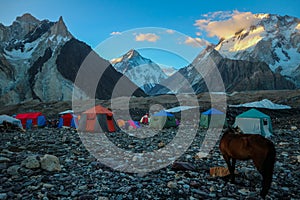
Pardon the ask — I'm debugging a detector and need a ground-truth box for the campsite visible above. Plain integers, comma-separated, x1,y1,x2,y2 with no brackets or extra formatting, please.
1,90,300,199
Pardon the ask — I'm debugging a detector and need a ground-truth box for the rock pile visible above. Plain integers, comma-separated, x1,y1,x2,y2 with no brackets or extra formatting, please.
0,125,299,199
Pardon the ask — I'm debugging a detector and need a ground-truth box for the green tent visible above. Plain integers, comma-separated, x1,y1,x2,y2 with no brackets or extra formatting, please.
200,108,226,128
234,108,272,137
150,111,177,130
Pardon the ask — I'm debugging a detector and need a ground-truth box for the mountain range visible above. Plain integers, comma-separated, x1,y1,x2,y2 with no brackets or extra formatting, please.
0,14,145,106
0,13,299,106
149,14,299,94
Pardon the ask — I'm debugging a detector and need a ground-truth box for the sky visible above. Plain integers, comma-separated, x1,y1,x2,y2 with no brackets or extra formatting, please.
1,0,299,69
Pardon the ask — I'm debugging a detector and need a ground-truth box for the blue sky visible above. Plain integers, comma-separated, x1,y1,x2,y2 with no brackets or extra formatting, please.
1,0,299,68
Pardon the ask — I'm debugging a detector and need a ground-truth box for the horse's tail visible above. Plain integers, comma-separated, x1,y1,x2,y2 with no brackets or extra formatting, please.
260,141,276,198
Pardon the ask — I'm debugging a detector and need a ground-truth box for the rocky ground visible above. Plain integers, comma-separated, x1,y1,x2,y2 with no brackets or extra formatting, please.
1,107,300,200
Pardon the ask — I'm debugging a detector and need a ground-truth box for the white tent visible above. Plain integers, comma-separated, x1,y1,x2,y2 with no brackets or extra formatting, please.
0,115,23,129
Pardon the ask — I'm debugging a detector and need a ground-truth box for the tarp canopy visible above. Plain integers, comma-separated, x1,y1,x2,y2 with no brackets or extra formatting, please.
165,106,198,113
234,108,272,137
0,115,23,129
59,110,74,115
230,99,291,109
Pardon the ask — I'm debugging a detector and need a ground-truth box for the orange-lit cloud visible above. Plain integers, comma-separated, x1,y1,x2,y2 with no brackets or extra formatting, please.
166,29,175,34
184,37,209,47
110,31,122,36
135,33,160,42
194,11,261,40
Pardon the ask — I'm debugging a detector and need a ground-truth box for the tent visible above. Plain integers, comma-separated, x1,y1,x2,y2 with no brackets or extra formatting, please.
15,112,46,129
0,115,23,129
150,110,177,129
140,114,149,124
127,120,140,129
234,108,272,137
200,108,226,128
58,113,79,129
78,105,120,133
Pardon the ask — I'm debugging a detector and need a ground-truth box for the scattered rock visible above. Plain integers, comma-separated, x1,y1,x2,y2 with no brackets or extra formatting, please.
7,165,20,176
171,161,196,171
0,121,299,199
167,181,178,189
21,156,40,169
40,154,61,172
0,157,11,163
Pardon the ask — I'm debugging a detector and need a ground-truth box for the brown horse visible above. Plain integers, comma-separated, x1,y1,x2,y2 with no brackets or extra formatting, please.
219,127,276,199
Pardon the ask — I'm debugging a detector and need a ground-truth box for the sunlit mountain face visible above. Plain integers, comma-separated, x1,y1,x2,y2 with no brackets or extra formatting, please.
214,13,300,87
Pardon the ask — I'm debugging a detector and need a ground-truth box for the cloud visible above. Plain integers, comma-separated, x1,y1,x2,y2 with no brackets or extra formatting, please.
166,29,175,34
135,33,160,42
194,11,260,39
110,31,122,36
184,37,209,47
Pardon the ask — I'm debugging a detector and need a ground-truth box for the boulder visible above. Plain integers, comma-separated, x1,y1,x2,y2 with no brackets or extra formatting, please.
40,154,61,172
21,156,40,169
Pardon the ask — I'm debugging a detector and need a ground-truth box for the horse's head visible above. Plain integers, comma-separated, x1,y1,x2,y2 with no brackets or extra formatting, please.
233,126,243,134
223,126,243,135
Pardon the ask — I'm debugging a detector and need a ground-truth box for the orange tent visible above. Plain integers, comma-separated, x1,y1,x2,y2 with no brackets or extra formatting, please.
79,105,119,133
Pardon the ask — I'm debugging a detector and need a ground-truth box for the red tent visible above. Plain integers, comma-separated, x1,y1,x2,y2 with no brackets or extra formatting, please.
79,105,119,133
140,114,149,124
15,112,46,129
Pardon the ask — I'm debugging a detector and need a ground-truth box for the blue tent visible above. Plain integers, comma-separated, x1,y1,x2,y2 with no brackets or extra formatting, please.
200,108,226,128
152,110,175,117
150,111,177,129
202,108,224,115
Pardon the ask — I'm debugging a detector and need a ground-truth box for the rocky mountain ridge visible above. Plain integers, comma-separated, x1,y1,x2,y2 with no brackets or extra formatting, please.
150,47,296,95
0,13,145,106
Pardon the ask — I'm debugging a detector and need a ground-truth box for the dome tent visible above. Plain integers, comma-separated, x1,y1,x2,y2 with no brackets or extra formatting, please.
15,112,46,129
79,105,120,133
58,112,79,129
200,108,227,128
150,110,177,130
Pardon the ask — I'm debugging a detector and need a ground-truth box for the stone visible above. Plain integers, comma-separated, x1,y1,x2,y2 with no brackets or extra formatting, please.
238,188,250,195
0,157,11,163
291,126,297,131
167,181,178,189
7,165,20,176
195,152,208,159
21,156,40,169
0,193,7,200
40,154,61,172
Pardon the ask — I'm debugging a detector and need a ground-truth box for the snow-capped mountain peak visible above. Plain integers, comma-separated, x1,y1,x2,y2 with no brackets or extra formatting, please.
111,49,168,94
216,13,300,87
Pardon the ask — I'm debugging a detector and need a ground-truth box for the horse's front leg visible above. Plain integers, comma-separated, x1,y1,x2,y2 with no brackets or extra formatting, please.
230,158,236,183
